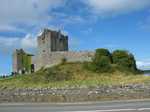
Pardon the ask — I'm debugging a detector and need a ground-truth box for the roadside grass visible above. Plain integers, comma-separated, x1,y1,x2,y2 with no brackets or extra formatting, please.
0,62,150,89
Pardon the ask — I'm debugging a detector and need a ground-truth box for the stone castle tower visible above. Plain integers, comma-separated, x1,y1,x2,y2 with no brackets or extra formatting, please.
33,28,94,71
12,49,34,74
13,28,94,72
37,29,68,56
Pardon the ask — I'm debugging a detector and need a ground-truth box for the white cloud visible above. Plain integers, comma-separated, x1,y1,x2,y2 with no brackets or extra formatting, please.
0,37,19,47
0,0,67,55
64,16,85,24
86,0,150,16
21,34,37,49
136,60,150,70
0,0,65,31
0,35,37,54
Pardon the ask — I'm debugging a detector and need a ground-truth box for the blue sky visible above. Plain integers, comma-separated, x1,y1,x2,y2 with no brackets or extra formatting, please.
1,0,150,75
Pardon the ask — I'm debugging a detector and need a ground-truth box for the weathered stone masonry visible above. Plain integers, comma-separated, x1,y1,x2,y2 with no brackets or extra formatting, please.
37,29,68,55
34,51,94,71
1,84,150,102
13,28,95,73
13,49,34,74
33,29,94,71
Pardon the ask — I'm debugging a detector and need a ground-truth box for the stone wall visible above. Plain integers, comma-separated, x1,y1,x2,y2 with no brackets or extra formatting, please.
0,84,150,102
37,29,68,56
13,49,33,74
33,29,94,71
33,51,94,71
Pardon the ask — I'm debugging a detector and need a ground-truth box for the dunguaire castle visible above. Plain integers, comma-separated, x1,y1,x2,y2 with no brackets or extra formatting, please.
13,29,94,74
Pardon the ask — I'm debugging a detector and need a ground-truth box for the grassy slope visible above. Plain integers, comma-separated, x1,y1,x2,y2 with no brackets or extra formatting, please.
0,62,150,89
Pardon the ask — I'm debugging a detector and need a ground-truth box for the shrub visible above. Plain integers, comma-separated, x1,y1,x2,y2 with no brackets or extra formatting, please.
112,50,137,71
93,48,112,64
94,56,112,73
128,53,137,71
86,48,138,73
88,48,112,73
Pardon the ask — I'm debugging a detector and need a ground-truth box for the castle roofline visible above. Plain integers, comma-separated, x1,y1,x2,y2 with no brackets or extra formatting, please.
15,49,25,53
27,54,34,56
37,28,68,37
14,49,34,56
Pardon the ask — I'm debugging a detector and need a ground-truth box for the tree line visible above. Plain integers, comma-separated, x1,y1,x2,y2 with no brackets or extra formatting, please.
85,48,139,73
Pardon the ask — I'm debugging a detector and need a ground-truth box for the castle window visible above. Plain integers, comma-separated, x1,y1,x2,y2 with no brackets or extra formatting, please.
42,37,45,40
43,50,46,53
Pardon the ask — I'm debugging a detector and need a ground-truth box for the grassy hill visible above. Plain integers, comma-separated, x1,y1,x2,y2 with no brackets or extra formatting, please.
0,62,149,89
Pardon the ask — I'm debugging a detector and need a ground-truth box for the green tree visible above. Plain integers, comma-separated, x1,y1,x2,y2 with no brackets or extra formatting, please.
94,56,112,73
128,53,137,71
93,48,112,64
112,50,137,71
89,48,112,73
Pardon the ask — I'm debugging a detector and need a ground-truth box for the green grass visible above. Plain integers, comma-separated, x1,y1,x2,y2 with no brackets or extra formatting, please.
0,62,150,89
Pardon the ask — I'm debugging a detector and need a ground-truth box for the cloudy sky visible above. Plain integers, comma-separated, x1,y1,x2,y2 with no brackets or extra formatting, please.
1,0,150,75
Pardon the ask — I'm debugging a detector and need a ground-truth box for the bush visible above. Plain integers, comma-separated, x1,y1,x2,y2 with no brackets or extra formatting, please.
93,48,112,64
112,50,137,71
128,53,137,71
87,48,112,73
86,48,138,73
94,56,112,73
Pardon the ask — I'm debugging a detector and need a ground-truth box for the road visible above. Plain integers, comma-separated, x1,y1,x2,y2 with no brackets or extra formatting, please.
0,100,150,112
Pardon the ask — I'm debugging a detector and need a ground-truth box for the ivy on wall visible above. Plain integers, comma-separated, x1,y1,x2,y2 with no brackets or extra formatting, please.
17,50,32,73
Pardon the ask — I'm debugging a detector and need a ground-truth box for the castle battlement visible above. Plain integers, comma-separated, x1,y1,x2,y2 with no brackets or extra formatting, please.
38,29,68,55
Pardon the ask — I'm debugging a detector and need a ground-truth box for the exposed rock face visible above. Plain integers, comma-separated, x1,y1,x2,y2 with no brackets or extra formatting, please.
0,84,150,102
